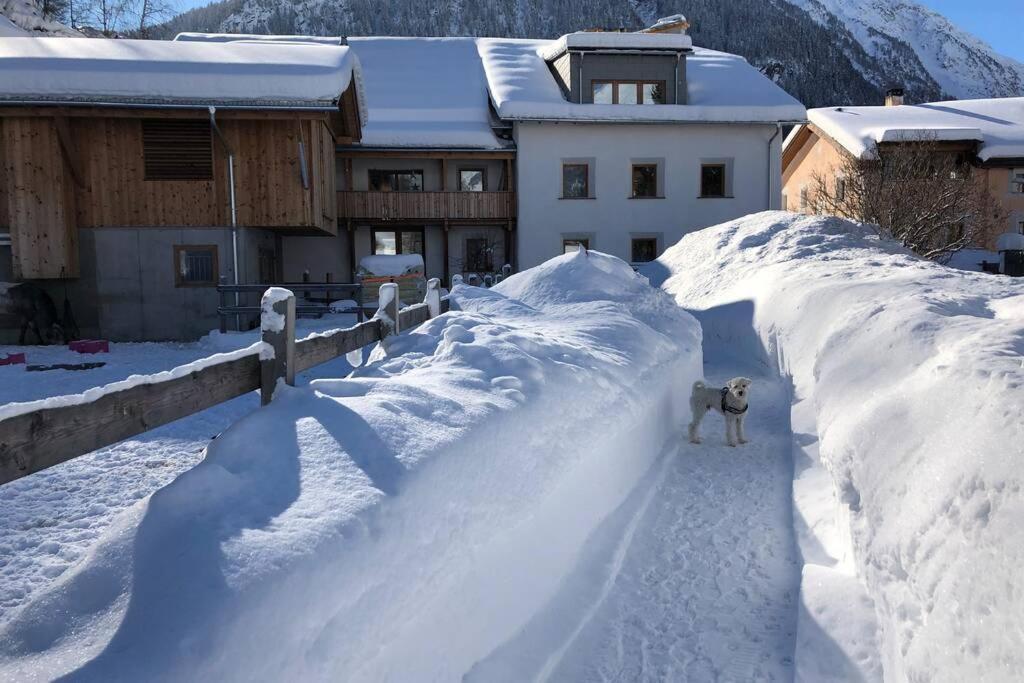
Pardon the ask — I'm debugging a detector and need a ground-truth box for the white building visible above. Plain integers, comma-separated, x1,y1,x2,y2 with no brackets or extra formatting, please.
478,28,806,268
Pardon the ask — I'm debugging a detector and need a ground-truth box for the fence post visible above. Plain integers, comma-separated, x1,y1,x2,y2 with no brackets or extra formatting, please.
218,276,228,333
377,282,399,336
260,288,296,406
424,278,441,318
502,263,512,279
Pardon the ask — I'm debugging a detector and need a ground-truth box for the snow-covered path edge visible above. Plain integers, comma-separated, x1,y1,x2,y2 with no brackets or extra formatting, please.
652,211,1024,682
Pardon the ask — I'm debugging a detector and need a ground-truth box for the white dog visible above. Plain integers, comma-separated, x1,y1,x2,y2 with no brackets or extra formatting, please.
688,377,752,447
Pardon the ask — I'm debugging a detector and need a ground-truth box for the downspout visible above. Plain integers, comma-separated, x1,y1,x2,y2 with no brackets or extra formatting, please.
578,51,584,103
767,123,782,209
208,106,241,329
674,54,680,105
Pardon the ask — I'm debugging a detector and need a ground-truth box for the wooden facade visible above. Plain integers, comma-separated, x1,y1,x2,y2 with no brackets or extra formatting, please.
337,190,516,221
0,104,356,280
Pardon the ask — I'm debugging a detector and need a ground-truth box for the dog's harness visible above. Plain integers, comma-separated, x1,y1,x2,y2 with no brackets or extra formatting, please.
721,387,748,415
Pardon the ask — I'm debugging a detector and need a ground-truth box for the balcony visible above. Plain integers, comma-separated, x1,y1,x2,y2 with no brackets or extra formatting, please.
337,191,516,222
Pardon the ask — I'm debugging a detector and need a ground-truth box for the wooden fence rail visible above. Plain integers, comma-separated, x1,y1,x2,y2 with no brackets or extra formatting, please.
0,279,451,487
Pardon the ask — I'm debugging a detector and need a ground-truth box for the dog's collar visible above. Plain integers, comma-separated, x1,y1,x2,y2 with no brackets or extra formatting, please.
721,387,748,415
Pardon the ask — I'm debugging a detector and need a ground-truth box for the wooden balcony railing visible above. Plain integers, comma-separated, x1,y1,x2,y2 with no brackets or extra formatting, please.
337,191,516,222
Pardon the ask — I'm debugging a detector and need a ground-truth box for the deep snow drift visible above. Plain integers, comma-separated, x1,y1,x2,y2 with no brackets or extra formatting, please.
650,212,1024,682
0,250,701,681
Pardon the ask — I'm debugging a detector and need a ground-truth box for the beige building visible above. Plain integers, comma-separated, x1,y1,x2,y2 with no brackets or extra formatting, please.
782,93,1024,251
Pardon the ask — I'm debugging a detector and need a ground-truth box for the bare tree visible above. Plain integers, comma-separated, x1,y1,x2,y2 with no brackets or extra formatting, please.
811,135,1006,262
133,0,175,35
82,0,130,34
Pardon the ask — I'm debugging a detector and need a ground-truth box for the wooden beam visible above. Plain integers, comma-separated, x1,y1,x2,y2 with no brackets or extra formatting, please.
53,116,87,188
398,302,430,331
335,148,516,160
0,353,261,485
294,318,382,373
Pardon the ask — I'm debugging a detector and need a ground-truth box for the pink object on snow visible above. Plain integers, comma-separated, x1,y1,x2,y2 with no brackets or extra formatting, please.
69,339,110,354
0,352,26,365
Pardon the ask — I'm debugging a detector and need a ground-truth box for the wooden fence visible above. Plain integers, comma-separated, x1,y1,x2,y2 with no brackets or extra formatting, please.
0,279,450,487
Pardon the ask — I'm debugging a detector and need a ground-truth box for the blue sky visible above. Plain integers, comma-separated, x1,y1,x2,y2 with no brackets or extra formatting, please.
920,0,1024,61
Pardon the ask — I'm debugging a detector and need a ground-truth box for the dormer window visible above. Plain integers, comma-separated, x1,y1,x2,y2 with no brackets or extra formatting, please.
592,80,666,105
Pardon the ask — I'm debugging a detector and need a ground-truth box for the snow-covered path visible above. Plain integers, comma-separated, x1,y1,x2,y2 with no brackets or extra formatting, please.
470,362,801,682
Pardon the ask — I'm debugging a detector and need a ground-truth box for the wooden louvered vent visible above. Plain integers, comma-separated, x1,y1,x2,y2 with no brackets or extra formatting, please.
142,119,214,181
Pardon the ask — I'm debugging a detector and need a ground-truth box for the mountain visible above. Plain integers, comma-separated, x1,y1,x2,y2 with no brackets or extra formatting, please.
1,0,79,35
787,0,1024,99
8,0,1024,108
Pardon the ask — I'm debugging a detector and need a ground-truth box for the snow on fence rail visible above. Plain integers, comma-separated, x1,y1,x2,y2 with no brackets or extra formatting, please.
0,280,449,487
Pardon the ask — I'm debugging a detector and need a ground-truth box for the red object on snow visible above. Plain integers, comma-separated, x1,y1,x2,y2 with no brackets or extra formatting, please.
0,352,26,366
69,339,110,354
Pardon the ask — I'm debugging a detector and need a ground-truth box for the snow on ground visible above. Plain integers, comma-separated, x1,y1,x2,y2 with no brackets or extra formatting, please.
648,211,1024,682
468,356,801,682
0,314,359,622
0,250,701,681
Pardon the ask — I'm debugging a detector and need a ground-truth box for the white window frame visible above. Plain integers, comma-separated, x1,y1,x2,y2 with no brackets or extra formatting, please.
1011,168,1024,194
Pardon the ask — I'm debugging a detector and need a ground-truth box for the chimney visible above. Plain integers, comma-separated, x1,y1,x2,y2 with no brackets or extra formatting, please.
885,87,905,107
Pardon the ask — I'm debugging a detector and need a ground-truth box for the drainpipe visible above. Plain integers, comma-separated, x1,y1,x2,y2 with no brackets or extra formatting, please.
208,106,241,329
767,123,782,209
578,52,584,103
674,54,680,104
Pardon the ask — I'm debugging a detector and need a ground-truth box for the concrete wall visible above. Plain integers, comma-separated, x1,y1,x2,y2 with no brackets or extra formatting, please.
514,121,781,268
781,128,847,214
44,227,277,342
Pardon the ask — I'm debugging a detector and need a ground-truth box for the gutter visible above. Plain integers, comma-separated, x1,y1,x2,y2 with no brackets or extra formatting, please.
208,106,241,329
507,118,808,126
0,99,338,112
766,122,782,209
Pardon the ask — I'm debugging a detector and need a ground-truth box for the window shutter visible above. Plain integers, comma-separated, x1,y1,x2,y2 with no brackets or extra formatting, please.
142,120,214,181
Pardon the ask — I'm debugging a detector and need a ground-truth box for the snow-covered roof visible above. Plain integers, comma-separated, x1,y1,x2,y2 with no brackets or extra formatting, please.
477,39,806,124
806,98,1024,162
0,37,364,113
174,32,345,45
347,37,507,149
536,31,693,61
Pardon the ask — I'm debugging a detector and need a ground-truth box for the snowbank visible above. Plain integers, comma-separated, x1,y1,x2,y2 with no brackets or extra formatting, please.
652,212,1024,682
0,250,701,681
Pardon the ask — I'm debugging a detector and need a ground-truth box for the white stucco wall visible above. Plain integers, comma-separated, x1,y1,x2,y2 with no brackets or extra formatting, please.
513,121,783,268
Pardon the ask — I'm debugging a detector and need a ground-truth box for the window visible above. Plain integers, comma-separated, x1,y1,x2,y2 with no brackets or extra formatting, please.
700,164,727,198
369,170,423,192
562,164,589,198
563,238,589,254
781,192,788,211
799,186,809,211
173,245,218,287
631,238,658,263
142,120,213,181
465,238,494,272
591,80,666,105
632,164,658,198
459,168,485,192
372,229,424,256
1012,169,1024,194
835,175,846,202
1018,220,1024,235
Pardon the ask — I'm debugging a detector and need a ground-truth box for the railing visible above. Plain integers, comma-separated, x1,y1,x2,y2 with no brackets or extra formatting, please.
0,281,451,487
337,191,516,221
218,281,365,332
